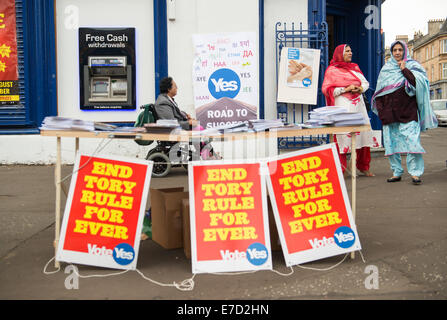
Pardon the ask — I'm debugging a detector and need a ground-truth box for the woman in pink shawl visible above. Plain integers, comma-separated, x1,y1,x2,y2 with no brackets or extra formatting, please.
322,44,375,176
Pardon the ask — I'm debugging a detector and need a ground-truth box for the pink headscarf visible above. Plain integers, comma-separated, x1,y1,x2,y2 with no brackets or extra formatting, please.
322,44,364,106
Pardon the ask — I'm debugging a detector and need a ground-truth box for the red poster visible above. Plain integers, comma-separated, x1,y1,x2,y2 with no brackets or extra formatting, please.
189,161,272,273
266,144,361,266
57,154,153,270
0,0,19,103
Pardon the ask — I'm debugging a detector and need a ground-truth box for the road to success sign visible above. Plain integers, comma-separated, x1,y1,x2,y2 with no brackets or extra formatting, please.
57,154,153,270
265,144,361,266
188,161,272,274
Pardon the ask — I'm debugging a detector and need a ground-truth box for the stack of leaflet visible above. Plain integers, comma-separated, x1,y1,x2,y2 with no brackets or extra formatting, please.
248,119,285,132
156,119,180,126
330,112,367,127
144,119,181,133
306,106,366,127
218,122,249,133
200,119,286,134
40,116,117,131
93,122,119,131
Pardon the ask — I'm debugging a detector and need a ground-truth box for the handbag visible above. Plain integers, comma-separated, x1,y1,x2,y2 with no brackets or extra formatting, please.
134,104,155,146
362,93,371,113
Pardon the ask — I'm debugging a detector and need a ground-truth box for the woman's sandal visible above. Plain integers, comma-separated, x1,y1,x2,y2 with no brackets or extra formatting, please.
411,177,422,185
360,170,375,177
387,176,401,182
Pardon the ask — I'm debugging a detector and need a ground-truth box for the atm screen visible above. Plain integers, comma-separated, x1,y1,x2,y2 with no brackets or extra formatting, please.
92,81,109,94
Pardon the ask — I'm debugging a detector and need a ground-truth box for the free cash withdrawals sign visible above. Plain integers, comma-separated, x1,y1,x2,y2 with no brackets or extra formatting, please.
265,144,361,266
188,161,272,274
78,27,136,110
57,154,153,270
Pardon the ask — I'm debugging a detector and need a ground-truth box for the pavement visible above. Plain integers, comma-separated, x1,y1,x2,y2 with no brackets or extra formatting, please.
0,127,446,300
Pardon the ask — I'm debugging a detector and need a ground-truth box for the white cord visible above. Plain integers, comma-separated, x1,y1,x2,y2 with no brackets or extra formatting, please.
43,256,196,291
359,250,367,263
73,267,130,279
58,138,113,184
271,266,294,276
295,253,348,271
135,269,196,291
43,256,60,275
43,250,362,291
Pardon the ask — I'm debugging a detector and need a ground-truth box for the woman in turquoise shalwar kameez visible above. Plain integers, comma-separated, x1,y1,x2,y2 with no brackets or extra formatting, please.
372,40,437,185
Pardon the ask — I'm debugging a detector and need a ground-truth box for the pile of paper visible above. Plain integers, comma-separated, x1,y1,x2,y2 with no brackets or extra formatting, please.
156,119,180,126
144,119,181,133
330,113,367,127
305,106,366,127
93,122,119,131
248,119,285,132
215,122,249,133
198,119,286,134
40,116,117,131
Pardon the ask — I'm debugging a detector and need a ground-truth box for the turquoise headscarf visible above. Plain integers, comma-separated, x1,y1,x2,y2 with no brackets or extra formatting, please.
372,40,438,131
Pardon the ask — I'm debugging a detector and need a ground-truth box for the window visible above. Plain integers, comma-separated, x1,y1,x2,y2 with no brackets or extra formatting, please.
0,0,24,126
431,65,434,81
443,63,447,79
0,0,56,133
432,44,435,58
442,39,447,54
426,47,430,60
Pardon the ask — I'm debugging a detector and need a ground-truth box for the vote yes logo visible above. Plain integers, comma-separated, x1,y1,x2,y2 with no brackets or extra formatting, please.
333,226,356,249
246,243,268,266
302,78,312,87
113,243,135,265
208,68,241,99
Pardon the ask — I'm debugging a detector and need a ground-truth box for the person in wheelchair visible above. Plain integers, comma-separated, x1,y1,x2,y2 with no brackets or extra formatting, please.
154,76,198,130
146,77,219,177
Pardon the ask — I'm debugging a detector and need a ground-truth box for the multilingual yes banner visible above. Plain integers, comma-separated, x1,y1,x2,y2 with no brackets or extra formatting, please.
188,161,272,274
192,32,258,129
265,144,361,266
57,154,153,270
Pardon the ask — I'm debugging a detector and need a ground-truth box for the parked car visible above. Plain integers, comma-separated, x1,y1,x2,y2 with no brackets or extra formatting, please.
431,99,447,127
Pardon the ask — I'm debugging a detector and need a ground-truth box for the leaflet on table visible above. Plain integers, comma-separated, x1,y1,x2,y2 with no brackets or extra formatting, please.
305,106,367,127
40,116,118,131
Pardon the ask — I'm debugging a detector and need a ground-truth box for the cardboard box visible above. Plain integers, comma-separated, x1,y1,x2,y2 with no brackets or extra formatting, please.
182,199,191,259
150,187,189,249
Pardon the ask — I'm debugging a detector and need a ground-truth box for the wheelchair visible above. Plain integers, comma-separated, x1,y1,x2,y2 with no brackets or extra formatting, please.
135,104,220,178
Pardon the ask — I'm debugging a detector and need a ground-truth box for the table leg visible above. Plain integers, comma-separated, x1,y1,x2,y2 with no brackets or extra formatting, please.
75,137,79,156
54,137,61,268
350,133,357,260
60,137,80,197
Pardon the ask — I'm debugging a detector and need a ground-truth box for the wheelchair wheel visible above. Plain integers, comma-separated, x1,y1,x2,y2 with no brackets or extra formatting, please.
146,152,171,177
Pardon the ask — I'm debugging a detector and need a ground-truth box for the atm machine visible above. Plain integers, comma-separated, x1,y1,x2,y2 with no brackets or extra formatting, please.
83,56,133,107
